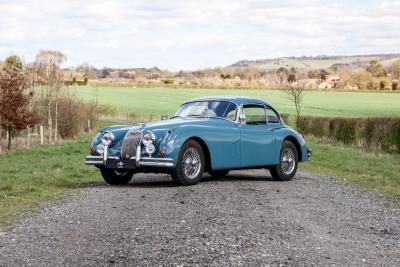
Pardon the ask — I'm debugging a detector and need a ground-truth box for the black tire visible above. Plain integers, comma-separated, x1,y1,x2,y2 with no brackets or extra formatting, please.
209,170,229,178
270,140,298,181
100,168,134,185
171,140,205,186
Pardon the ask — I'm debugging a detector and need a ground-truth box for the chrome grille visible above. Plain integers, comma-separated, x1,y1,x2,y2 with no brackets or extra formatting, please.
121,131,141,159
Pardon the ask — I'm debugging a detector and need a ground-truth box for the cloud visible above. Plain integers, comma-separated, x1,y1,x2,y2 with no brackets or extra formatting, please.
0,0,399,70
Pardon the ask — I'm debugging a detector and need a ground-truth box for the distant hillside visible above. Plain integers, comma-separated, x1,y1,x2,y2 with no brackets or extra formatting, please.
230,54,400,71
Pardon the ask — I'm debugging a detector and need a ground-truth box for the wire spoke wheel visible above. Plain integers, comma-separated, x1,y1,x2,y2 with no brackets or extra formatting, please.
172,140,205,186
280,147,296,175
182,147,201,179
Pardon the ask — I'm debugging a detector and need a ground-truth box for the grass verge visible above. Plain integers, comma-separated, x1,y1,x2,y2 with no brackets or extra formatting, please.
301,137,400,201
0,135,99,228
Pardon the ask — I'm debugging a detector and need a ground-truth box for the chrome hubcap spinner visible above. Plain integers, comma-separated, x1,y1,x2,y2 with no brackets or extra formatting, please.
182,147,201,179
280,148,296,175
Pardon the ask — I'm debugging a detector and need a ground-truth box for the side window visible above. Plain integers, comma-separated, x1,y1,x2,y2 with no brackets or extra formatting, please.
243,105,266,125
266,107,280,123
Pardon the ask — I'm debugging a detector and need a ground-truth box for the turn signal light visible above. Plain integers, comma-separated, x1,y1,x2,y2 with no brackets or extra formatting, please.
159,149,165,157
89,147,96,153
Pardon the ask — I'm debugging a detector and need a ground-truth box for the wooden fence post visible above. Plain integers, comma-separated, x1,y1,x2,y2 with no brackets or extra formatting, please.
40,125,44,144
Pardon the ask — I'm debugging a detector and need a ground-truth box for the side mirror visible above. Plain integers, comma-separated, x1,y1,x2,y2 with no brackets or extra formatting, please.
239,113,246,125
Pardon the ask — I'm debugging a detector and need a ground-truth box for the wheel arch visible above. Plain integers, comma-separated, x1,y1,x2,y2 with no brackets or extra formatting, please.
185,136,212,172
283,135,302,161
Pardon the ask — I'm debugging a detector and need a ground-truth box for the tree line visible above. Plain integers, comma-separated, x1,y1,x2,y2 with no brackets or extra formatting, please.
70,58,400,90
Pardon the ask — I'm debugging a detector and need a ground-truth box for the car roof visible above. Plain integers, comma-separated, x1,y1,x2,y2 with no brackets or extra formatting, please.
184,96,271,106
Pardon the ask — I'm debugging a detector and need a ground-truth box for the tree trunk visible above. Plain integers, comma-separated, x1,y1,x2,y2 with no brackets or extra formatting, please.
7,130,11,150
48,99,52,142
55,100,58,142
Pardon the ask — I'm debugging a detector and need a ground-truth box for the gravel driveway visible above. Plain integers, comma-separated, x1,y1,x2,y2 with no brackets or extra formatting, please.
0,170,399,266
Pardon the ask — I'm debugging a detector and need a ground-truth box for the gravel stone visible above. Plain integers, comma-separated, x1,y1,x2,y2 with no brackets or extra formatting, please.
0,169,399,266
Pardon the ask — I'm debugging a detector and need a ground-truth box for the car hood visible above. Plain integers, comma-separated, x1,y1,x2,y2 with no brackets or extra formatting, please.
142,117,219,131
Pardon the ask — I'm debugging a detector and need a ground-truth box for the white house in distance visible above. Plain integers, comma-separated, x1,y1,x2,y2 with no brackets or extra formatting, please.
318,74,340,89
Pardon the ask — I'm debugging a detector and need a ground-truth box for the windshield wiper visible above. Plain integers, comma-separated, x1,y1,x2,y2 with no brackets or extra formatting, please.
186,114,205,118
170,115,183,119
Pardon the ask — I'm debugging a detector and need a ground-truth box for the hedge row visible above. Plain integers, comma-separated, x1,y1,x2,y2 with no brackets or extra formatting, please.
296,116,400,153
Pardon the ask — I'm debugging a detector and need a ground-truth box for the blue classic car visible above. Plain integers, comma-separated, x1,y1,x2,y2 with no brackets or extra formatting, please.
86,96,311,185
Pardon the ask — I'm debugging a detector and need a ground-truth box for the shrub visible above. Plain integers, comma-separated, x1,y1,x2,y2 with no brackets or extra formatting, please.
98,104,117,117
287,74,296,82
392,81,398,91
280,113,289,124
296,116,400,153
56,97,98,138
161,79,174,85
34,94,99,139
379,80,386,90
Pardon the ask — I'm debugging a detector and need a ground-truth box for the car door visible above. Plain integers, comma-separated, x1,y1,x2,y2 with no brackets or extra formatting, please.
240,104,276,167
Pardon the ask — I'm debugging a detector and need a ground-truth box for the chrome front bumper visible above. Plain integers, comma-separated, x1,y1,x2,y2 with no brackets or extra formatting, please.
85,155,174,169
86,142,174,169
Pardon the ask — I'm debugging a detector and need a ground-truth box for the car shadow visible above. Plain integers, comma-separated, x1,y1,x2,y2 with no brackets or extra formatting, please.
95,171,276,188
119,172,275,188
201,174,275,183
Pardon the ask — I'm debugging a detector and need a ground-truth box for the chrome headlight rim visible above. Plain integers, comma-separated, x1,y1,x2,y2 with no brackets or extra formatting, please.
101,131,115,146
142,131,156,146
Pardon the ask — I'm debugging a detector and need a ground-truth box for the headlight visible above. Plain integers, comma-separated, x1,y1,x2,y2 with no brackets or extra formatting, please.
142,131,155,146
101,131,114,146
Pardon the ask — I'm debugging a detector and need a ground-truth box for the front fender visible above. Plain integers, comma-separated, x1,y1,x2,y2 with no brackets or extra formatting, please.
159,125,214,166
275,127,309,162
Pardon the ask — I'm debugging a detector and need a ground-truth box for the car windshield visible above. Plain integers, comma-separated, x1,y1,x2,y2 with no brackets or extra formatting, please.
174,101,237,121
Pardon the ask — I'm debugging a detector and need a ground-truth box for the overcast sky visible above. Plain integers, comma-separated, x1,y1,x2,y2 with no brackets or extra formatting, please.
0,0,399,70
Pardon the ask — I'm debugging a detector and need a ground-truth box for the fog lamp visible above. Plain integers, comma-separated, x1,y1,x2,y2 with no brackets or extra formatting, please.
96,144,105,154
145,143,156,156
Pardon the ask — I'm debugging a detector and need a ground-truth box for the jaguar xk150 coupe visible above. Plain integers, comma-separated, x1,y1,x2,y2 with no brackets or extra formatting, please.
86,96,311,185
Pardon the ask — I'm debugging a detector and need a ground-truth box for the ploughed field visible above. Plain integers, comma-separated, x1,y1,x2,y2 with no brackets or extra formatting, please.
0,170,399,266
70,86,400,120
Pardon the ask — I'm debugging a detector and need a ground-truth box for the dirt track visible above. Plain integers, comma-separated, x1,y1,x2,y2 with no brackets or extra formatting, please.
0,170,399,266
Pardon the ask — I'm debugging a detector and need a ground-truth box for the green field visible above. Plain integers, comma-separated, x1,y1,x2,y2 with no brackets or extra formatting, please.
70,86,400,120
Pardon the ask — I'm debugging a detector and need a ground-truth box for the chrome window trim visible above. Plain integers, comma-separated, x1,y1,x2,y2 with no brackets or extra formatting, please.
239,102,283,125
240,103,268,125
265,106,281,124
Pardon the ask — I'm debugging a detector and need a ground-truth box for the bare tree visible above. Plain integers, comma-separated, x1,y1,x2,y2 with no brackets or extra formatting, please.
389,59,400,80
287,83,305,118
33,50,66,142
